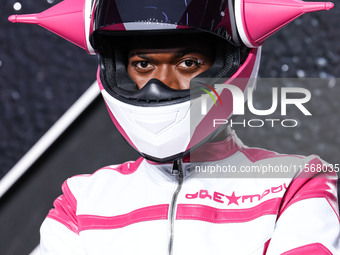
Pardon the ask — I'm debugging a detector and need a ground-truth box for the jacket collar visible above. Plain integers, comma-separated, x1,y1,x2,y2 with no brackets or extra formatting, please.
146,130,243,165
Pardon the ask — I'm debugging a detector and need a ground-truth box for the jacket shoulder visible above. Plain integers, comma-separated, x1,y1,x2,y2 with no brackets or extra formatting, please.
65,157,144,198
239,146,305,163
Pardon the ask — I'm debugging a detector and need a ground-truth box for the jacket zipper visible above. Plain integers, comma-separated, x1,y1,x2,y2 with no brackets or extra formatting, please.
168,159,184,255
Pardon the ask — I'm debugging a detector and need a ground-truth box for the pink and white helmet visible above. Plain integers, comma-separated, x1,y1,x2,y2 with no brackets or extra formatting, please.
9,0,334,162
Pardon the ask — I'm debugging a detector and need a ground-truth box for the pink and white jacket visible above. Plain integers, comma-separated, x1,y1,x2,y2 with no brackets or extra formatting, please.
40,132,340,255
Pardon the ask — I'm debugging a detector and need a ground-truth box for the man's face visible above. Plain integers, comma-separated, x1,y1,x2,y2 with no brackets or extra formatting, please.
127,41,213,90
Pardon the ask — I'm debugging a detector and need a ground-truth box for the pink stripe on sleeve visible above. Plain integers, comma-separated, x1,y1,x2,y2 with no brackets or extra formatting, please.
78,204,169,231
47,181,79,234
278,157,339,219
281,243,332,255
61,180,77,208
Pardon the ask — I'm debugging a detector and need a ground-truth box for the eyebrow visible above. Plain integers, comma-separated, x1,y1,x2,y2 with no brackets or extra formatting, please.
128,48,207,60
133,53,153,61
174,49,198,58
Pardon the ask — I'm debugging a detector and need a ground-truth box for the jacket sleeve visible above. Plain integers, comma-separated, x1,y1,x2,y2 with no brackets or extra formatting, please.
265,158,340,255
40,180,86,255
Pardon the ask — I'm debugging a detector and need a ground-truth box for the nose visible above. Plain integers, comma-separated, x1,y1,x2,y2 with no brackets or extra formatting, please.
153,65,182,90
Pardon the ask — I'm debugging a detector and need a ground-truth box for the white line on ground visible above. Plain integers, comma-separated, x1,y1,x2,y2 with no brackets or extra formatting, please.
0,81,100,198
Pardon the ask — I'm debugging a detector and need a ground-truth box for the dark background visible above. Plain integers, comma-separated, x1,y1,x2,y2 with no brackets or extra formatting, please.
1,0,98,179
0,0,339,254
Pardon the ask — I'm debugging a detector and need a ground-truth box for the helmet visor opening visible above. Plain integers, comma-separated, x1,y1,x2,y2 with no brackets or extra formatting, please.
97,31,244,105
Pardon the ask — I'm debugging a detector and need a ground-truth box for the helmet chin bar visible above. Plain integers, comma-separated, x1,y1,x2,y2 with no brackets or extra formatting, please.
109,78,190,105
140,124,231,163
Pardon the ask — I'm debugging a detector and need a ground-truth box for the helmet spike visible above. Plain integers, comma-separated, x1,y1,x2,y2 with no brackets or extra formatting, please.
235,0,335,48
8,0,94,54
302,1,334,12
8,14,38,24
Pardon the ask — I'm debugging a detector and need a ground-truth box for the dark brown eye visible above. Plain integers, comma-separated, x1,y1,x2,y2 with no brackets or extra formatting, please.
133,61,154,71
184,60,195,67
178,59,200,70
139,61,149,68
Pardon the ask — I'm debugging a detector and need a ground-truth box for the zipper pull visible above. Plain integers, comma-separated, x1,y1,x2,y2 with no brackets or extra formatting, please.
171,159,183,175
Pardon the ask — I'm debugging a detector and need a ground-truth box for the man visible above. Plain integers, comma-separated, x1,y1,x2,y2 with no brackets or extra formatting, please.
9,0,339,254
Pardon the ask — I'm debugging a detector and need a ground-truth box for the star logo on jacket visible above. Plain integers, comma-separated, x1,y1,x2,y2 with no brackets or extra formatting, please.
225,191,241,205
185,183,288,205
